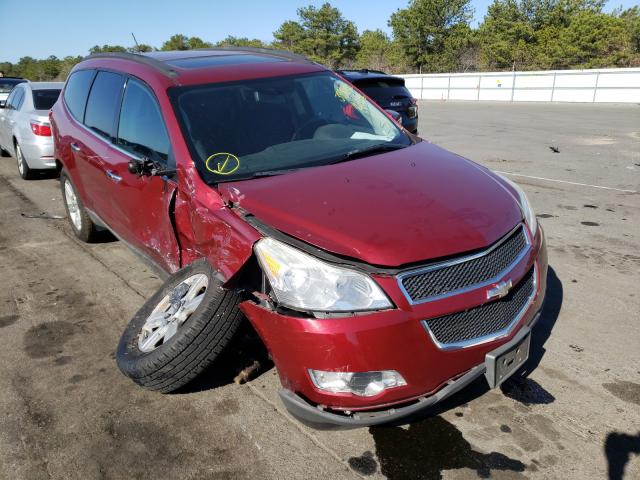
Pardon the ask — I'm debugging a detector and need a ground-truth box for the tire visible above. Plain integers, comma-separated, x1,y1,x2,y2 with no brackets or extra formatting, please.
16,143,35,180
60,169,99,242
116,259,245,393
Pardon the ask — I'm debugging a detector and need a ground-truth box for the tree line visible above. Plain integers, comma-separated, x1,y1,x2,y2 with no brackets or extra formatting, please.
2,0,639,80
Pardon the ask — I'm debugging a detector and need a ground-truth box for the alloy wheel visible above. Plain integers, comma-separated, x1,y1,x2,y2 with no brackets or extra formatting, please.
16,146,24,175
64,179,82,231
138,274,209,353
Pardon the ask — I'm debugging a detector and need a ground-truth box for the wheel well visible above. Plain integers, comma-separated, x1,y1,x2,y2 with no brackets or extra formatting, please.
225,254,264,295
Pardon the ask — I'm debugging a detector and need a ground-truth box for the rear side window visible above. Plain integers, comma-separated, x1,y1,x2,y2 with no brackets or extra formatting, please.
33,89,61,111
12,87,25,110
63,70,95,121
353,78,405,89
354,79,411,107
117,79,170,163
84,71,124,140
4,88,18,108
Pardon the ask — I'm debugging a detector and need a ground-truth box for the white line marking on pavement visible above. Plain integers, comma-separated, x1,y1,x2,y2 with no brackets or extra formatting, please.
495,171,638,194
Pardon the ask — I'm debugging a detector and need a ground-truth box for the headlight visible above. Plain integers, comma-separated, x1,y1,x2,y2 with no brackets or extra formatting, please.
497,174,538,236
309,369,407,397
254,237,392,312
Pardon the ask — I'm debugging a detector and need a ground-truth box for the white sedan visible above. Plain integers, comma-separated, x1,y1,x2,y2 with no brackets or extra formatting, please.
0,81,63,179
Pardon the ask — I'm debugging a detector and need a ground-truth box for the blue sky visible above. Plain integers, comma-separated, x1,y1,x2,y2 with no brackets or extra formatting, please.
0,0,636,62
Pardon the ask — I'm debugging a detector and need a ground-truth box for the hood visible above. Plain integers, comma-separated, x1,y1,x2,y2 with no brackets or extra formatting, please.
219,141,522,267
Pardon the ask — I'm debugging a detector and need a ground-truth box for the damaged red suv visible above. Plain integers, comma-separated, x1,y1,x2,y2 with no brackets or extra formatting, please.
50,49,547,428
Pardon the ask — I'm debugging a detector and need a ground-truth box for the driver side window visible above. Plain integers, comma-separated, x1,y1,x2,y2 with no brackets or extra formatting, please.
117,78,170,165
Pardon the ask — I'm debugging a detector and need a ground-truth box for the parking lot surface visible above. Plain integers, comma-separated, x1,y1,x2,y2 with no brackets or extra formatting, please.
0,101,638,479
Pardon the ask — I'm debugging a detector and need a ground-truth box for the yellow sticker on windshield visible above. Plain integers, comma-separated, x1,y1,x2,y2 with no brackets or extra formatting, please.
206,152,240,176
335,82,366,111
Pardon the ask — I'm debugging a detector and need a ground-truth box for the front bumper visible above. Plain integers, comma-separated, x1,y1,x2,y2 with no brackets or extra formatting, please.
240,226,547,427
279,316,539,427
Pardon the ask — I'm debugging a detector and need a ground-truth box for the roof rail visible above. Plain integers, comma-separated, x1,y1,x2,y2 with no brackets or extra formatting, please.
85,47,316,79
85,52,179,79
188,46,316,64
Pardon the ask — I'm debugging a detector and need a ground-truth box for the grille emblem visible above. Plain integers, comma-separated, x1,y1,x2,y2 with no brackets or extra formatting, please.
487,279,513,300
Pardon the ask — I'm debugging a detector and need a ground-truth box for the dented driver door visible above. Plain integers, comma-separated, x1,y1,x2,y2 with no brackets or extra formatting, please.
105,77,180,273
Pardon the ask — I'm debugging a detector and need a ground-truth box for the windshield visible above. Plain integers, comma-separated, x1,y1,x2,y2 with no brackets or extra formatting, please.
33,89,61,110
169,71,411,183
0,79,25,94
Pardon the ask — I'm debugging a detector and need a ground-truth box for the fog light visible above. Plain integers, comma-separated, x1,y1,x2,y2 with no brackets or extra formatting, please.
309,369,406,397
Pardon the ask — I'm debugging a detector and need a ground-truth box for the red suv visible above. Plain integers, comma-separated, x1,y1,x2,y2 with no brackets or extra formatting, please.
50,49,547,428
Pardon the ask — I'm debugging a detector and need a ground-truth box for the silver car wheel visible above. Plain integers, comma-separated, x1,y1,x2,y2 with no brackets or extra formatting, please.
138,273,209,353
16,145,24,175
63,179,82,231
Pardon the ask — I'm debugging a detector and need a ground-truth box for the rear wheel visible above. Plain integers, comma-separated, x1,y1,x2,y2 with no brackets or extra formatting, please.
16,144,35,180
116,259,245,393
60,169,98,242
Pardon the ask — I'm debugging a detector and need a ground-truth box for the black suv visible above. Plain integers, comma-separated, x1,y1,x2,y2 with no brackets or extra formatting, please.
337,69,418,134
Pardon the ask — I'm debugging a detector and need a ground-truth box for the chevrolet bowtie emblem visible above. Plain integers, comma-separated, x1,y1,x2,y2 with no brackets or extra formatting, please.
487,279,513,300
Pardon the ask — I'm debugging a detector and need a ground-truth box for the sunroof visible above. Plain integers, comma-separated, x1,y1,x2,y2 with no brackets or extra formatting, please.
166,54,283,69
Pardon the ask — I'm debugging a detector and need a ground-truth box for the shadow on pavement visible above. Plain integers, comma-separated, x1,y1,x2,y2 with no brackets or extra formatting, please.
360,416,526,479
175,321,273,394
604,431,640,480
523,266,563,374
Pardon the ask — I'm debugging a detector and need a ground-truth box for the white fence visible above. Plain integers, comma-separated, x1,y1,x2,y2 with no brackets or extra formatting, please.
399,68,640,103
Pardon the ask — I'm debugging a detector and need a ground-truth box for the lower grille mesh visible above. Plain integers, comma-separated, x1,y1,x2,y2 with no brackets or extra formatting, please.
425,268,535,346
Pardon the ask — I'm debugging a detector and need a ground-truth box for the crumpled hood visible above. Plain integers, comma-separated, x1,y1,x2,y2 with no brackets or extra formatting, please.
219,141,522,267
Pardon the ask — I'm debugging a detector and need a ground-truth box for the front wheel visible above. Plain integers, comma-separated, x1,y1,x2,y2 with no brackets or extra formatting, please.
16,144,35,180
60,169,98,242
116,259,245,393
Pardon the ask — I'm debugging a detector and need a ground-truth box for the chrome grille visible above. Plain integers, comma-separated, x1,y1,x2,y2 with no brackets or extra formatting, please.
399,225,528,303
424,267,535,348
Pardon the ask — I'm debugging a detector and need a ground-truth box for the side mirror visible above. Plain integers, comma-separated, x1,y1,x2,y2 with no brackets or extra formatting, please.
128,156,176,177
128,157,146,176
385,109,402,125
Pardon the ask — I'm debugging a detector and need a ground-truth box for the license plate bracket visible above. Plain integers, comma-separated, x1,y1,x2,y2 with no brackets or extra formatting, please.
485,331,530,388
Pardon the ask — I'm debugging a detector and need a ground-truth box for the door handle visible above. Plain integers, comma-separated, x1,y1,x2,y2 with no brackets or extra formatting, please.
106,170,122,183
70,142,81,152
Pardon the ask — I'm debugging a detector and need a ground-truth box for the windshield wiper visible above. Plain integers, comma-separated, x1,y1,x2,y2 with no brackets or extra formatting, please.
213,144,409,184
214,168,303,183
249,168,303,178
329,143,408,165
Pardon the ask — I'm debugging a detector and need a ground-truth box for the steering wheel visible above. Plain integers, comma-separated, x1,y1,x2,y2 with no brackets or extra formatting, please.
291,118,330,141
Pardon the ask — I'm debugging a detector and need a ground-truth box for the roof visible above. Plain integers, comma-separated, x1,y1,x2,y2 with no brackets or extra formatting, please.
81,48,326,87
144,47,312,65
87,48,314,75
